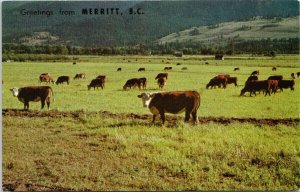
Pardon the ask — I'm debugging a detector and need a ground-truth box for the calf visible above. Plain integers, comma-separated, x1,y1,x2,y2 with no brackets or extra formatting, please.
240,80,272,96
88,78,105,90
74,73,86,80
278,80,295,91
157,77,167,89
137,91,200,124
251,70,259,76
206,77,227,89
234,67,240,71
10,86,54,110
155,73,168,80
39,73,54,84
56,76,70,85
267,75,283,81
123,78,140,90
227,77,238,87
138,68,145,72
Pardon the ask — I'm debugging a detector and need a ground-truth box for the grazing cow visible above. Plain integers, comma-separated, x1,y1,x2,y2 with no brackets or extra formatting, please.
181,67,188,70
56,76,70,85
39,73,55,84
123,78,140,90
234,67,240,71
278,80,295,91
10,86,54,110
157,77,167,89
227,77,238,87
155,73,168,80
138,68,145,72
251,70,259,76
297,72,300,77
74,73,86,80
137,91,200,124
272,67,277,71
291,73,295,79
240,80,273,96
164,67,172,71
117,68,122,71
177,63,181,66
267,75,283,81
73,62,76,65
88,78,105,90
245,76,258,84
206,77,227,89
138,77,147,89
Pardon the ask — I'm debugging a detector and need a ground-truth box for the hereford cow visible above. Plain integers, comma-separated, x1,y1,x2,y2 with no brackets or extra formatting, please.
137,91,200,124
206,77,227,89
138,68,145,72
278,80,295,91
74,73,86,80
245,75,258,84
117,68,122,71
123,78,140,90
88,78,105,90
138,77,147,89
267,75,283,81
10,86,54,110
234,67,240,71
251,70,259,76
272,67,277,71
39,73,54,84
155,73,168,80
56,76,70,85
157,77,167,89
227,77,238,87
240,80,273,96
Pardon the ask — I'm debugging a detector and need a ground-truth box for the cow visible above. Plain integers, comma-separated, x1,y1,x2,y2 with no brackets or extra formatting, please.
240,80,273,96
138,68,145,72
73,62,76,65
164,67,172,71
155,73,168,80
245,76,258,84
10,86,54,110
123,78,140,90
138,77,147,89
96,75,106,88
88,78,105,90
181,67,188,70
39,73,55,84
137,91,200,124
291,73,295,79
251,70,259,76
267,75,283,81
74,73,86,80
297,72,300,77
117,68,122,71
157,77,167,89
278,80,295,91
227,77,238,87
177,63,181,66
206,77,227,89
56,76,70,85
269,80,278,94
272,67,277,71
234,67,240,71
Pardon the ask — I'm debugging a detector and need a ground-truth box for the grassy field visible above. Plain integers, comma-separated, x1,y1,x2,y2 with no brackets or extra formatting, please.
2,54,300,190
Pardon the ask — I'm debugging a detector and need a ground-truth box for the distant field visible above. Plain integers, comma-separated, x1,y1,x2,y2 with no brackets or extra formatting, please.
2,54,300,190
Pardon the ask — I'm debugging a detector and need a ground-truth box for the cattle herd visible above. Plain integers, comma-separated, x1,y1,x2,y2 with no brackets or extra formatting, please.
9,66,299,124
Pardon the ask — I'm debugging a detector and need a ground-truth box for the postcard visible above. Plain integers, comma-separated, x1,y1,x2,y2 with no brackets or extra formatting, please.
2,0,300,191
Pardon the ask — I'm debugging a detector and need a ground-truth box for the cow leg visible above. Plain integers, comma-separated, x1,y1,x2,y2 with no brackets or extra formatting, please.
24,101,29,110
41,100,45,109
152,115,156,123
191,111,198,124
159,112,165,124
46,98,51,110
184,110,192,122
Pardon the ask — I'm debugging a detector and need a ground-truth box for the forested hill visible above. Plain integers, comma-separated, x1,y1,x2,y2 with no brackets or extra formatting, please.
2,0,299,47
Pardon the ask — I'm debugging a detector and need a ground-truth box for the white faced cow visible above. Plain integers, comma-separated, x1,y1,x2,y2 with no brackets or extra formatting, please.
138,91,200,124
10,86,54,110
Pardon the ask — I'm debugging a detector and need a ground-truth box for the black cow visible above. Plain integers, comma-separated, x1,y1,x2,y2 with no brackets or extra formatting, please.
278,80,295,91
56,76,70,85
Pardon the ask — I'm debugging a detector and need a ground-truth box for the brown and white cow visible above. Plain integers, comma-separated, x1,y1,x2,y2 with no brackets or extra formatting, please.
88,78,105,90
137,91,200,124
74,73,86,80
157,77,167,89
39,73,55,84
56,76,70,85
10,86,54,110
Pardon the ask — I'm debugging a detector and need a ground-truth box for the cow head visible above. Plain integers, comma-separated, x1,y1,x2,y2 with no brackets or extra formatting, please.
10,87,19,97
240,88,246,96
137,92,154,107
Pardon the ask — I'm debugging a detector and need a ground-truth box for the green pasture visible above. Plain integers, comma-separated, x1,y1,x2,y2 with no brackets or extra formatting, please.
2,54,300,118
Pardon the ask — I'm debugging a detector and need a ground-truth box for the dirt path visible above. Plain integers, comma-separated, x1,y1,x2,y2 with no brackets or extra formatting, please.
2,108,299,126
